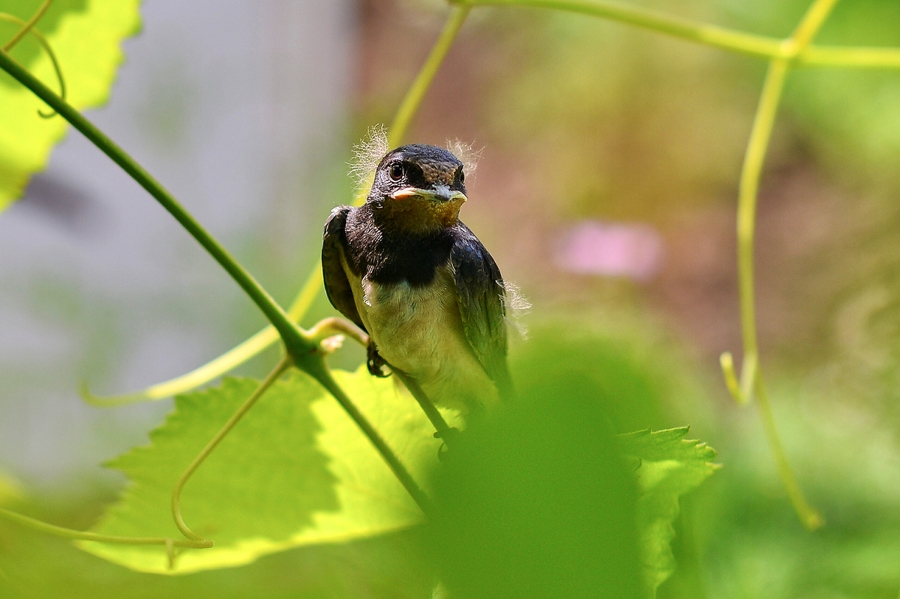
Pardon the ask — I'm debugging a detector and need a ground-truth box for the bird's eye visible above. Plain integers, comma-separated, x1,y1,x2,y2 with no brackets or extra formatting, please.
389,163,404,181
458,168,465,184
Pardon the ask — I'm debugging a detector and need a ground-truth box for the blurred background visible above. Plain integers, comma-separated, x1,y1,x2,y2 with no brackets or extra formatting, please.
2,0,900,597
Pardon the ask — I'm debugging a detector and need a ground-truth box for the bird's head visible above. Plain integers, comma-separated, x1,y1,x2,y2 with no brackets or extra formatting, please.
367,144,468,234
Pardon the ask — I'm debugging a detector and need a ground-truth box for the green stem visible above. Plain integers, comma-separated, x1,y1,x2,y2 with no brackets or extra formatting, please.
801,45,900,68
388,5,471,148
306,358,434,516
306,316,369,347
0,48,313,365
0,507,212,548
84,270,324,406
461,0,783,59
726,0,838,528
754,375,824,530
787,0,841,54
731,0,842,401
735,58,788,397
462,0,900,69
172,357,292,540
719,59,785,405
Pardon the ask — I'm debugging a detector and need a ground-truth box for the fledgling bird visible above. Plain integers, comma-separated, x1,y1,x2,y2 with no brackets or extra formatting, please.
322,144,512,414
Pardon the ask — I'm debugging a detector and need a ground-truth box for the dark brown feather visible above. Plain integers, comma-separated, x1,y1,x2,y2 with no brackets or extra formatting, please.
322,206,366,331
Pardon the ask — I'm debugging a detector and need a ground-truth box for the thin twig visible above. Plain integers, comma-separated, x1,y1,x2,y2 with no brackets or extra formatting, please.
0,507,212,548
307,316,370,347
171,357,292,540
720,0,837,529
2,0,52,51
460,0,900,69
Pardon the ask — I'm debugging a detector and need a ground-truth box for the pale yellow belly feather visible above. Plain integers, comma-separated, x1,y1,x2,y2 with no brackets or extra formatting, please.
341,256,497,412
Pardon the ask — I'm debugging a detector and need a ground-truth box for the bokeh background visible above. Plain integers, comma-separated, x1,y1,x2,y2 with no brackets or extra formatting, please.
2,0,900,597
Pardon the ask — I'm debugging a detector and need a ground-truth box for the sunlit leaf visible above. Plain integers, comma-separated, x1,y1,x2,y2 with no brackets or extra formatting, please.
0,0,141,210
617,427,719,593
79,367,457,574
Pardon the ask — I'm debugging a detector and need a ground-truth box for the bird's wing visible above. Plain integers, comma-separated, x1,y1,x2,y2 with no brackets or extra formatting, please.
450,224,513,398
322,206,366,331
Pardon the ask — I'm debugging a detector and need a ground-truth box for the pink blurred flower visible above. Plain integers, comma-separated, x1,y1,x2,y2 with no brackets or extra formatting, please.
554,220,664,281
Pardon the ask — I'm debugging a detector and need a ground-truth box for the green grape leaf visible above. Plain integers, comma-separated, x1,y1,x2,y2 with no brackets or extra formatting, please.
0,0,141,210
79,367,457,574
617,427,719,594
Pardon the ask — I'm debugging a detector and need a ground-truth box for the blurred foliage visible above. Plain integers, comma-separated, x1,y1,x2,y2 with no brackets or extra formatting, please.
430,372,644,599
480,7,753,224
682,375,900,599
0,470,23,505
430,319,717,598
0,0,140,209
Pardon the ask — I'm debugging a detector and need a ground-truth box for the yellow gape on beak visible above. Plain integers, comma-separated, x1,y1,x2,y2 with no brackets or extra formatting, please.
390,186,467,203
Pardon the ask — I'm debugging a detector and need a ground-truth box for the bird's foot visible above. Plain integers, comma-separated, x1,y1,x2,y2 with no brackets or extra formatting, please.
434,427,461,462
433,427,461,442
367,343,391,377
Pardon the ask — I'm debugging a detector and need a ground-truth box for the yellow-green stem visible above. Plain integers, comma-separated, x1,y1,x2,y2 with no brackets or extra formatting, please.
754,376,824,530
2,0,51,51
171,357,292,540
725,0,838,528
306,358,434,515
462,0,781,58
463,0,900,69
801,46,900,69
0,507,212,548
734,58,788,400
788,0,841,54
387,5,471,149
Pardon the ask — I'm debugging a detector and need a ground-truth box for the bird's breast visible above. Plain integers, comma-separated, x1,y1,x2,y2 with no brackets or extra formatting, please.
342,256,496,411
358,263,464,370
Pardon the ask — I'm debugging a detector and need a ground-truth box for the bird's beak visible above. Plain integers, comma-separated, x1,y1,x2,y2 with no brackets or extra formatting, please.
391,185,467,203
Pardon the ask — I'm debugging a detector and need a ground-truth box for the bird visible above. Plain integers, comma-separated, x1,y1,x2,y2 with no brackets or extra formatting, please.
322,143,512,415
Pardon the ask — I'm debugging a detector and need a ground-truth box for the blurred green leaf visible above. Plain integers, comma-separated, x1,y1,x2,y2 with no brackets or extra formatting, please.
0,469,23,506
79,367,457,574
431,392,646,599
0,0,140,210
617,427,719,592
496,323,717,596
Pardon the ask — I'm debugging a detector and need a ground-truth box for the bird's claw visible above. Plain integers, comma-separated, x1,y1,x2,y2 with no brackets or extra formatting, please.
434,427,461,462
433,427,461,442
367,342,391,377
